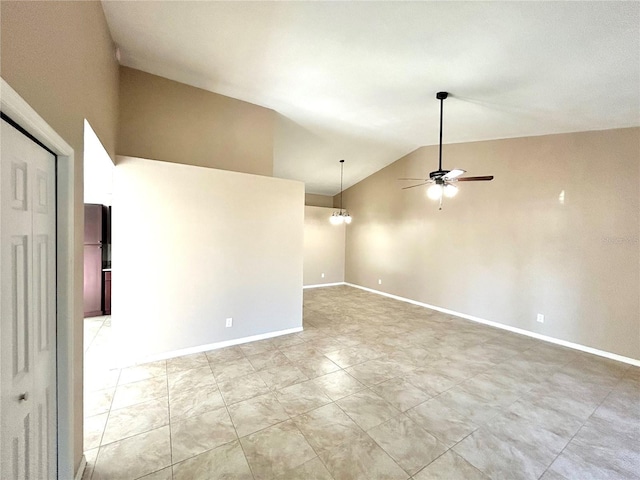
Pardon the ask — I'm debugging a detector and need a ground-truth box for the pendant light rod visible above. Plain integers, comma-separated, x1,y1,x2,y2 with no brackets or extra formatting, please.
436,91,448,172
330,159,352,225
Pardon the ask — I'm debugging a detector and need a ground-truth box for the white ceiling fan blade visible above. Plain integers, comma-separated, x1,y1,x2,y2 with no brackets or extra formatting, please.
444,169,466,180
402,182,429,190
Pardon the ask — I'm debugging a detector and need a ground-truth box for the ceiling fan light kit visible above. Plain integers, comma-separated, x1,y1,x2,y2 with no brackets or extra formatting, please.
330,159,352,225
427,183,443,200
400,91,494,209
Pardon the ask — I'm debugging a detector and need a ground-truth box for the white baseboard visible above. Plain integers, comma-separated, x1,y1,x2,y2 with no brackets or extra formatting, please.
303,282,346,289
344,282,640,367
132,326,304,365
74,455,87,480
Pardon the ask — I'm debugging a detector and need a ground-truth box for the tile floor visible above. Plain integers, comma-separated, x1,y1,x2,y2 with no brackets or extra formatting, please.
83,285,639,480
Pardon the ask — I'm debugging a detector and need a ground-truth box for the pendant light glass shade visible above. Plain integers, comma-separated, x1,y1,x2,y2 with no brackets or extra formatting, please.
330,159,352,225
330,212,344,225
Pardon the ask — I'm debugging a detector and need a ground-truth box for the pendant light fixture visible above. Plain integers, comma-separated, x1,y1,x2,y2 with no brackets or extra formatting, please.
330,159,352,225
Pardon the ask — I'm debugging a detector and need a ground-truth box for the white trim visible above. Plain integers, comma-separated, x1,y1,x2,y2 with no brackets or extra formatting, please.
1,81,72,155
1,78,77,479
130,326,304,366
74,456,86,480
303,282,346,289
345,282,640,367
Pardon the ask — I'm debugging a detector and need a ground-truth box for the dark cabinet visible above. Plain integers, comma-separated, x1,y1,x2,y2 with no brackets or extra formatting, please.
84,245,103,316
106,206,112,245
84,204,104,244
103,271,111,315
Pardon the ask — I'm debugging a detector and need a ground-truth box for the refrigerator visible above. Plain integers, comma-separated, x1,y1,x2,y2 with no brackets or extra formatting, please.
84,204,105,317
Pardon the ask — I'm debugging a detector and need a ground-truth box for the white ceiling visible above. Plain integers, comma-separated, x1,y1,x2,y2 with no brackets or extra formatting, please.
102,1,639,195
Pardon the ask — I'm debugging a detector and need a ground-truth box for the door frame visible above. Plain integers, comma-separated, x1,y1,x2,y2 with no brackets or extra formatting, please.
1,78,77,479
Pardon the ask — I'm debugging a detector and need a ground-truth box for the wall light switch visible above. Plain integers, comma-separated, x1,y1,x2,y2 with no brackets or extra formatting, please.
536,314,544,324
378,279,382,285
321,273,325,278
226,317,233,328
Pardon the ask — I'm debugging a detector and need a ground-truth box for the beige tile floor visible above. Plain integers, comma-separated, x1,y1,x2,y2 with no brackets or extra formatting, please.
83,285,639,480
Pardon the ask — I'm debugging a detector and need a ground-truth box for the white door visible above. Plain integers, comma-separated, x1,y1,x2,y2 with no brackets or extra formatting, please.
1,118,57,480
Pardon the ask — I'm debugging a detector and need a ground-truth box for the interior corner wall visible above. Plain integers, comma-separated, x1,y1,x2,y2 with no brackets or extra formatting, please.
117,67,275,177
1,1,120,472
343,127,640,360
305,193,335,208
304,206,346,286
112,156,304,362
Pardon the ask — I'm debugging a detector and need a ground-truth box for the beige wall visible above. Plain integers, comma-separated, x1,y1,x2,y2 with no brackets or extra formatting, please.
305,193,335,208
304,206,346,286
1,0,120,472
113,157,304,362
343,128,640,360
118,67,274,176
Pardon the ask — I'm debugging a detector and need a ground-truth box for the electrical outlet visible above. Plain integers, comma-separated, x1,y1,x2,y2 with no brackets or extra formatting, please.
378,279,382,285
226,317,233,328
536,314,544,324
321,273,325,278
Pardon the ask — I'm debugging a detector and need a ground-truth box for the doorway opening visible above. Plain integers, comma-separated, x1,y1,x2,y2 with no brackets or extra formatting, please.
81,119,116,470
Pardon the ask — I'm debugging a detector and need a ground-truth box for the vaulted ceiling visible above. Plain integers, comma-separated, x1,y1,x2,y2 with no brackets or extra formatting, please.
102,1,639,195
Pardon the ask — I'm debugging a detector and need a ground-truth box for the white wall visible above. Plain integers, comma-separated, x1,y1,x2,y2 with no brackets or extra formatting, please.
305,193,334,208
344,128,640,360
83,120,114,205
304,206,345,286
112,156,304,364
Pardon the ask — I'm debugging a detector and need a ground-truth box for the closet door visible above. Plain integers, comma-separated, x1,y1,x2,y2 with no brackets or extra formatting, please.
1,118,57,480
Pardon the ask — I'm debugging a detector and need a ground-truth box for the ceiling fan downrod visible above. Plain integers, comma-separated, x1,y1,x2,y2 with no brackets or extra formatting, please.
436,91,448,173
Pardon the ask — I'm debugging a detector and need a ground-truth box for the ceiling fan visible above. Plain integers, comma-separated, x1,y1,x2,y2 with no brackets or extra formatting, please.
400,91,494,209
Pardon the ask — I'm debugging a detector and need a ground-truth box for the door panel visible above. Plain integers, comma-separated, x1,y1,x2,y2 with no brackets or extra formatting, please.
10,160,28,210
11,236,29,377
31,130,57,478
37,387,50,480
35,236,50,352
1,119,57,480
11,411,30,479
